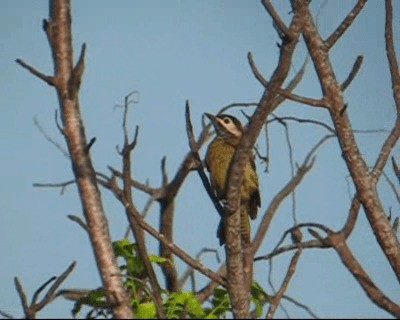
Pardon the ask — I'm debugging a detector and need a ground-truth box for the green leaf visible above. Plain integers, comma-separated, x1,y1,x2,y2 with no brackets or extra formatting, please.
164,291,206,319
136,301,157,319
250,281,270,317
148,254,168,265
206,287,230,318
112,238,136,259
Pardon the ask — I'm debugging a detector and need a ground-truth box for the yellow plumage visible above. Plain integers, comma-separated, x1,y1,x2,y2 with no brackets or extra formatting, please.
205,113,261,245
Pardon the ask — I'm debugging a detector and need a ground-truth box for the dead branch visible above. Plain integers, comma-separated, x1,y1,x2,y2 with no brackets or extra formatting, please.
118,93,165,318
185,101,225,221
324,0,368,49
298,0,400,283
248,52,327,108
268,114,335,133
100,177,226,287
326,232,400,318
223,7,304,317
261,0,290,39
33,116,69,158
266,249,302,319
16,1,133,317
340,55,364,91
14,262,76,319
392,157,400,184
15,59,54,86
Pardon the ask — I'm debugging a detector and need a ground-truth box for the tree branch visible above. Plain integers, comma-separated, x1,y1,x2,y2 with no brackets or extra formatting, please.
298,0,400,283
261,0,290,39
248,52,327,108
324,0,368,49
14,262,76,318
118,93,165,318
223,9,304,317
15,59,55,86
266,249,302,319
340,55,364,91
17,1,133,317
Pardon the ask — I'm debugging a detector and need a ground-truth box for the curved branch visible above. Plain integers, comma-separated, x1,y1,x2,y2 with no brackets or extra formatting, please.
248,52,327,108
340,55,364,91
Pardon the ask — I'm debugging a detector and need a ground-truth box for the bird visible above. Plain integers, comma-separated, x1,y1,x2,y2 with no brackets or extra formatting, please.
204,112,261,246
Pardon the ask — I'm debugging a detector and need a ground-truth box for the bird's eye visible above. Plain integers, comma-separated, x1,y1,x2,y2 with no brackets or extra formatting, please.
223,118,231,124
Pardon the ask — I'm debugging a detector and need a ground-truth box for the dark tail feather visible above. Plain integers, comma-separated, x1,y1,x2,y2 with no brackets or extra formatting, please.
217,218,225,246
217,205,251,246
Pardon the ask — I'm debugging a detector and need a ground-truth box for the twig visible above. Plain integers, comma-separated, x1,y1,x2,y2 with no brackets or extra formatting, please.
261,0,290,39
67,214,89,233
185,100,225,220
383,171,400,203
247,52,327,108
15,59,54,86
282,295,319,319
392,156,400,185
14,262,76,318
33,116,69,158
266,249,302,319
324,0,368,49
340,55,364,91
178,248,221,290
0,308,13,319
101,177,226,287
218,102,259,115
118,92,165,318
14,277,29,316
31,277,57,305
268,114,335,133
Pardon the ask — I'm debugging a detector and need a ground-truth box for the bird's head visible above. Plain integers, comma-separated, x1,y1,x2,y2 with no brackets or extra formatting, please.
205,113,244,141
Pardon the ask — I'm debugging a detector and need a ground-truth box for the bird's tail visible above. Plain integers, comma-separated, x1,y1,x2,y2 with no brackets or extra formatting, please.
240,204,251,244
216,204,251,246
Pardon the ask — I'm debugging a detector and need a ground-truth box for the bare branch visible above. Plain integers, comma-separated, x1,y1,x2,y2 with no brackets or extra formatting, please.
248,52,327,108
261,0,290,39
266,249,302,319
282,295,319,319
218,102,259,114
340,55,364,91
324,0,368,49
102,177,226,287
385,0,400,115
33,116,69,158
223,12,304,316
268,114,335,133
328,233,400,318
298,0,400,282
21,2,134,317
107,167,162,198
31,277,57,305
253,142,319,253
392,156,400,184
67,214,89,233
14,262,76,318
178,248,221,290
118,94,165,318
71,43,86,93
383,171,400,203
15,58,54,86
0,308,13,319
14,277,29,316
185,101,225,221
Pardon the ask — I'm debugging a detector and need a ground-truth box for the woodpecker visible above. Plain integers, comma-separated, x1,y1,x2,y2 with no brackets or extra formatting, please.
205,113,261,245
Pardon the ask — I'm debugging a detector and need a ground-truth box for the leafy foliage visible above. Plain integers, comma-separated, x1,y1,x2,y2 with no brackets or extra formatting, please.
70,238,269,318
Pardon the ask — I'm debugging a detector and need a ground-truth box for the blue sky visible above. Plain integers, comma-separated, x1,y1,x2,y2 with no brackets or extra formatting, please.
1,1,399,318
